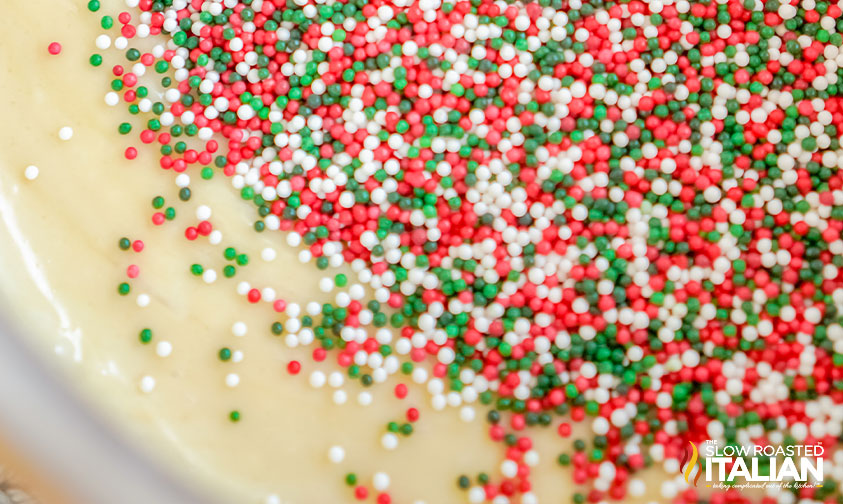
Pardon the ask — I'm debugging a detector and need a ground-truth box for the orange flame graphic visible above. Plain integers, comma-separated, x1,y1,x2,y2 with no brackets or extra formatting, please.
680,441,701,486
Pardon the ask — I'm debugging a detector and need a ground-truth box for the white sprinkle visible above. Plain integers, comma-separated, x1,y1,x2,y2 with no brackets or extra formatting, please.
264,496,281,504
328,372,344,388
460,406,476,422
381,433,398,450
236,281,250,295
155,341,172,357
175,173,190,187
231,350,244,363
195,205,212,220
261,247,277,262
232,321,247,337
372,472,390,491
139,375,156,393
500,460,518,478
203,269,217,284
95,34,112,50
328,445,345,464
208,230,223,245
24,165,39,180
225,373,240,388
105,92,120,106
357,391,372,406
58,127,74,141
309,370,326,388
332,390,347,405
136,293,150,307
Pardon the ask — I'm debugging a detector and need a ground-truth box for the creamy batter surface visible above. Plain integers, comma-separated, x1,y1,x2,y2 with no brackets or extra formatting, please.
0,3,623,503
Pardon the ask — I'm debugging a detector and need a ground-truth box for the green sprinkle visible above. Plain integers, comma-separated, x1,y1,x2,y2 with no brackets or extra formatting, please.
139,328,152,344
118,282,130,295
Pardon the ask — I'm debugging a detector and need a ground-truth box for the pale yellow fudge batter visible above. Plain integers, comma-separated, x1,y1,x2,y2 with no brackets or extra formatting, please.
0,1,670,503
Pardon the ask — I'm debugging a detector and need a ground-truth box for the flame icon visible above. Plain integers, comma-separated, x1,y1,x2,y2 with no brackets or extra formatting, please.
680,441,702,486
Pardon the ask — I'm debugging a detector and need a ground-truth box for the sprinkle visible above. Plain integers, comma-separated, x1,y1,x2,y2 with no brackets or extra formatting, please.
24,165,39,180
202,269,217,284
47,42,62,55
208,230,222,245
380,433,398,451
95,35,111,50
309,371,326,388
231,322,247,337
155,341,172,358
138,376,155,393
138,328,152,344
224,373,240,388
500,460,518,479
235,282,250,295
332,390,347,405
261,248,276,262
328,445,345,464
357,392,372,406
195,205,211,220
136,293,149,307
372,473,390,492
57,127,73,141
328,372,344,388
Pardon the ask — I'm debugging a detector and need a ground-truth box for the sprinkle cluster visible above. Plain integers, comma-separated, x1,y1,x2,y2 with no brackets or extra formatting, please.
76,0,843,502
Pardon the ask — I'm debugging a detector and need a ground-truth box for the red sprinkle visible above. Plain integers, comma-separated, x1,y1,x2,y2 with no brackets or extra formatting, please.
354,486,368,500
